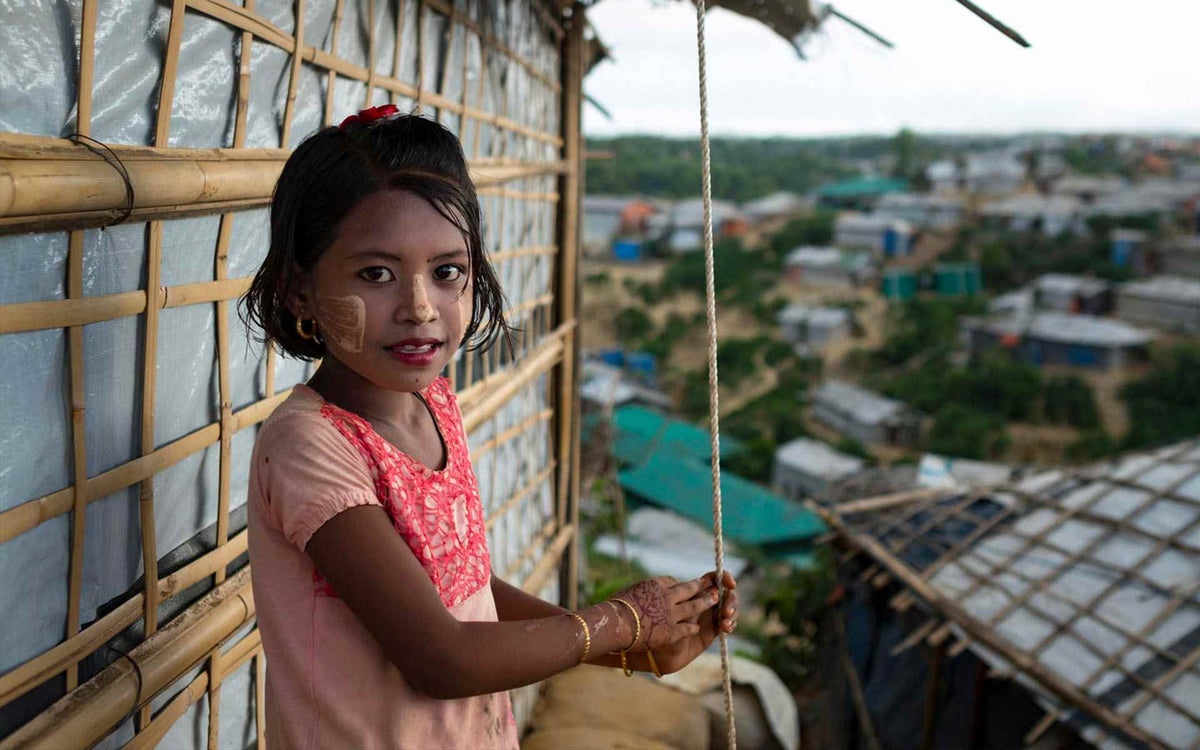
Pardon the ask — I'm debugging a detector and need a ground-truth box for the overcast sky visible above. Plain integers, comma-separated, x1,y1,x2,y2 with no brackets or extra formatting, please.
582,0,1200,138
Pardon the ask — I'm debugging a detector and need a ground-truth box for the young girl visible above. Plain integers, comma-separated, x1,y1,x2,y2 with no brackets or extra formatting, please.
242,108,738,749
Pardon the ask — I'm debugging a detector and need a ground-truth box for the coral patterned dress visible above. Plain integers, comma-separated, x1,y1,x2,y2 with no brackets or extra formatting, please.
248,377,518,750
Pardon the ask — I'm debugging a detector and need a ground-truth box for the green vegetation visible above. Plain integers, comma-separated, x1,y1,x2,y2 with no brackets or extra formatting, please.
614,307,651,342
870,301,1105,460
1062,135,1129,177
768,211,835,252
1122,344,1200,449
752,550,837,687
944,228,1128,294
585,137,856,202
720,363,821,482
835,437,874,463
1044,375,1101,429
874,297,987,366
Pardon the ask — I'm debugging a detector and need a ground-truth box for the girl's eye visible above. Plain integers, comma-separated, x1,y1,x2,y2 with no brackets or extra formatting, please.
434,264,466,282
359,267,395,283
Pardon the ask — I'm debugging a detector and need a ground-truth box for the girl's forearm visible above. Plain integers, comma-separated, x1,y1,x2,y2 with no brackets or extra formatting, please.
423,600,634,699
489,575,658,674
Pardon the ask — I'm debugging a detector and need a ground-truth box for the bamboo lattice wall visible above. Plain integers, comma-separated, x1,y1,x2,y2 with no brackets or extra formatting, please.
0,0,584,747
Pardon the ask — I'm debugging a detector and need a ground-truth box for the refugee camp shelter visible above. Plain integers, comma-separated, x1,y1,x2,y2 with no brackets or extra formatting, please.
811,379,922,447
818,440,1200,750
1116,275,1200,335
963,312,1152,371
0,2,593,746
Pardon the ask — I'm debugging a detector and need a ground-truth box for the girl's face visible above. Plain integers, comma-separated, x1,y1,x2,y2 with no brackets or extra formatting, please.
296,189,474,393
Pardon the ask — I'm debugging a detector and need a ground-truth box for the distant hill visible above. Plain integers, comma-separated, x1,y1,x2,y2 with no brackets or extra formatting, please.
583,132,1020,202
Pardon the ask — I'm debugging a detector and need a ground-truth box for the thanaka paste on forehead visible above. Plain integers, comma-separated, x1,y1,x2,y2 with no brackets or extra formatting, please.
316,294,366,353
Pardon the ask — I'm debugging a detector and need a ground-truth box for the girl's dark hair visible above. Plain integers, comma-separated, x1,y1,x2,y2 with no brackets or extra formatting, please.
241,113,512,361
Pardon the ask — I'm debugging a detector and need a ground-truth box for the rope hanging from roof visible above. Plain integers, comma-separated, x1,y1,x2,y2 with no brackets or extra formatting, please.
682,4,1028,748
692,1,737,747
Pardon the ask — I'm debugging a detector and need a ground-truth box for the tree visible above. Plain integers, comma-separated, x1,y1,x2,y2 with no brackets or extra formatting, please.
614,307,651,343
1122,345,1200,449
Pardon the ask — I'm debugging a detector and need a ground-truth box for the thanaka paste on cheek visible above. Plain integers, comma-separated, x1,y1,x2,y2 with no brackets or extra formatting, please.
316,294,366,353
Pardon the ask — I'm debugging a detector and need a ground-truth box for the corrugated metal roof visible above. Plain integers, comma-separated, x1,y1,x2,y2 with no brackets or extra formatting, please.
1035,273,1110,297
813,379,908,426
1119,275,1200,304
775,437,864,481
777,304,851,328
835,211,913,232
972,311,1153,348
785,246,872,271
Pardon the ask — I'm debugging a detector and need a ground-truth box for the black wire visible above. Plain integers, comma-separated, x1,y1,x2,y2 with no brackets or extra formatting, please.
65,133,135,227
107,644,145,733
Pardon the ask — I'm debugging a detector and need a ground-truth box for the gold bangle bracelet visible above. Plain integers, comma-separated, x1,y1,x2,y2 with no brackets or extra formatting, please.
611,598,642,676
611,598,641,651
570,612,591,664
646,648,663,678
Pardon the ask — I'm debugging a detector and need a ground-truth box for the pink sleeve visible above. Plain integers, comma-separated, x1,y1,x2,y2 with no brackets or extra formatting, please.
257,413,380,550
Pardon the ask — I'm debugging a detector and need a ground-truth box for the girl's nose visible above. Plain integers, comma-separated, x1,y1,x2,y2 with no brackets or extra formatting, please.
399,275,438,324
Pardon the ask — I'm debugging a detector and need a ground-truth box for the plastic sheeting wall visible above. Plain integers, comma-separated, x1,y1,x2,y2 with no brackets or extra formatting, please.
0,0,572,746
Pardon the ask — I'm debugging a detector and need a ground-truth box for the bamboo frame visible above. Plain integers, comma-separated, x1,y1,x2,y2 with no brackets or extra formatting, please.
0,134,565,234
819,439,1200,750
1,1,579,745
556,3,585,609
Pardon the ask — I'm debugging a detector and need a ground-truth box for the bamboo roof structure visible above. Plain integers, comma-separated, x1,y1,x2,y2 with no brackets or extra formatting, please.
0,0,586,746
818,440,1200,750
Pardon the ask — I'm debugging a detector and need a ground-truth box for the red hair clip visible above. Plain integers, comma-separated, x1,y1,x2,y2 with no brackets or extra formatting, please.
339,104,400,130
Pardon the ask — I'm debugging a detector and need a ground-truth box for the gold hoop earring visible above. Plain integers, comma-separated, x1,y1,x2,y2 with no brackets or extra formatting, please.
295,315,317,340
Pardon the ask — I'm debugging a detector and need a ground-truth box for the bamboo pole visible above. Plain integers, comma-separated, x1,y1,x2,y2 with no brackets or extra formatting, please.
0,569,255,750
556,2,584,607
834,605,883,750
280,0,304,148
835,488,944,516
390,0,407,106
521,523,575,596
124,672,209,750
502,518,557,579
364,0,378,105
0,134,564,234
254,653,266,749
61,0,99,686
460,327,566,432
919,642,945,750
134,219,165,716
470,408,553,460
423,0,561,94
485,463,556,529
435,0,455,124
323,0,345,126
414,0,425,112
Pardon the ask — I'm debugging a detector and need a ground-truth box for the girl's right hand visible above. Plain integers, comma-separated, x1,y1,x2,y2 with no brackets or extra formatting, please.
609,576,718,652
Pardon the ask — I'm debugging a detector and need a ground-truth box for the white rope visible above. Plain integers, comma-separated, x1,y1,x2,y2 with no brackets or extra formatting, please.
693,1,736,747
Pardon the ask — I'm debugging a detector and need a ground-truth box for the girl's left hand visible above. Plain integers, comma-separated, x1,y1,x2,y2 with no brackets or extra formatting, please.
651,570,738,675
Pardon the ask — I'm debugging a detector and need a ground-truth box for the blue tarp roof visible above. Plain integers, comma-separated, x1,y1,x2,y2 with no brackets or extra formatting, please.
618,444,826,547
610,404,743,466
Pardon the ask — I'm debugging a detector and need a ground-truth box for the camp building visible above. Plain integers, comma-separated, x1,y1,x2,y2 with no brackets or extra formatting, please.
811,380,922,447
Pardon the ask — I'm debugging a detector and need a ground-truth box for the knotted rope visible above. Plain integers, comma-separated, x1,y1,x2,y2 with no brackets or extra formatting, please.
693,1,736,747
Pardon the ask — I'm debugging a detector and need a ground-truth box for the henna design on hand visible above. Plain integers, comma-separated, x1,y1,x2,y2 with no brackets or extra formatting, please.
614,579,672,648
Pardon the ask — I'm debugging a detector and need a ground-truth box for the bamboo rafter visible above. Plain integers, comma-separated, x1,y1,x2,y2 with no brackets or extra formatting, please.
0,134,566,234
818,439,1200,750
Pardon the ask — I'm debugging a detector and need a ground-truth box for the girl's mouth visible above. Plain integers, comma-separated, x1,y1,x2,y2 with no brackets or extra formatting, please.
386,339,443,365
